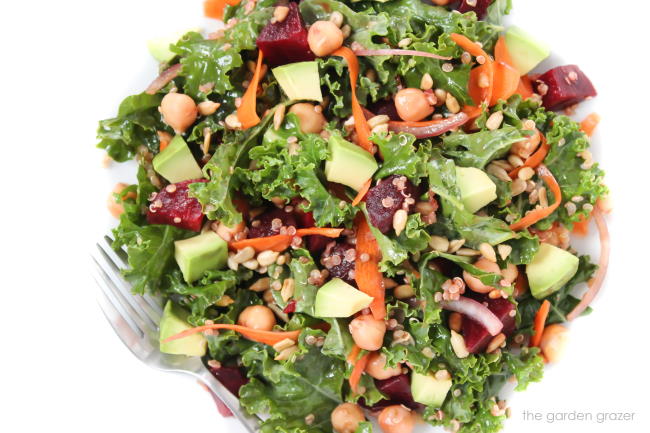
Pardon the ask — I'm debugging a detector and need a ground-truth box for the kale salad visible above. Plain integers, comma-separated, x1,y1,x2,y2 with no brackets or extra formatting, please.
98,0,610,432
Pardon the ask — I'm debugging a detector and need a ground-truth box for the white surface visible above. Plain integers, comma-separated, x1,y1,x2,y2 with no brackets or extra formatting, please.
0,0,648,432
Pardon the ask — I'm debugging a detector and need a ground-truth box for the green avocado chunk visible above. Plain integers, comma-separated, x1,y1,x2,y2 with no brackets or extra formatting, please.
152,135,204,183
455,166,497,213
505,26,550,75
147,28,199,63
411,371,452,408
527,243,579,299
324,134,378,191
272,61,323,102
314,278,374,318
174,231,227,283
159,301,206,356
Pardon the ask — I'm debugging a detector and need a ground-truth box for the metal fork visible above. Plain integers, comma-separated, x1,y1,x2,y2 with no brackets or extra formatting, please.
92,234,259,432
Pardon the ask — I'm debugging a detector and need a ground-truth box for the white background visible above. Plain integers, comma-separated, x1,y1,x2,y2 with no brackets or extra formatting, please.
1,0,649,432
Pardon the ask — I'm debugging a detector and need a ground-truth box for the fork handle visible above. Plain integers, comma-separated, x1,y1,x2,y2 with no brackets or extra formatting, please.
197,370,259,432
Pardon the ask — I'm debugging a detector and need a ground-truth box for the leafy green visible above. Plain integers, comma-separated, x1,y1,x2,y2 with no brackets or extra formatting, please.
502,348,544,391
442,126,525,169
290,249,319,316
373,132,429,184
486,0,513,25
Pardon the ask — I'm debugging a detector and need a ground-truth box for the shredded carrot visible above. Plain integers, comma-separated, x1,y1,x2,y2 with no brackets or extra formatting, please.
490,61,520,105
515,75,535,99
580,113,600,137
349,350,371,394
494,36,513,65
508,133,549,179
462,105,483,120
295,227,345,238
572,214,590,236
237,51,265,129
351,179,372,206
354,214,386,320
530,300,551,347
203,0,241,20
451,33,494,107
513,269,529,298
331,47,373,153
509,164,562,231
347,344,362,364
230,234,292,252
163,323,301,346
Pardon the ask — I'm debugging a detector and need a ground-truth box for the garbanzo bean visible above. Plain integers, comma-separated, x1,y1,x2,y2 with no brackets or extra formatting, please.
378,405,415,433
394,88,434,122
289,103,326,134
107,183,136,219
501,263,519,285
331,403,365,433
237,305,276,331
349,314,386,351
540,324,569,363
365,352,402,380
307,20,344,57
160,93,198,134
463,257,501,293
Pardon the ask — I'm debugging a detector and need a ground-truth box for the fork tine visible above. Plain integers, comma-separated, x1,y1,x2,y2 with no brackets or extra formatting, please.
95,242,161,328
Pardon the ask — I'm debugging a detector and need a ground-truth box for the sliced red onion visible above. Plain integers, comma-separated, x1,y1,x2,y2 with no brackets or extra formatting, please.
388,112,469,138
353,48,451,61
567,209,610,320
441,296,503,336
145,63,181,95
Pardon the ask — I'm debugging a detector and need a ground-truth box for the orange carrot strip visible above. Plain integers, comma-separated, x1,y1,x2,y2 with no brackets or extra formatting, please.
490,61,520,105
494,36,513,66
237,51,265,129
347,344,361,364
229,234,292,252
509,164,562,231
580,113,600,137
349,351,371,394
572,214,590,236
462,105,483,120
513,269,529,298
508,133,549,179
163,323,301,346
530,300,551,347
203,0,241,20
354,214,386,320
351,179,372,206
515,75,534,99
295,228,345,238
451,33,494,107
331,47,373,153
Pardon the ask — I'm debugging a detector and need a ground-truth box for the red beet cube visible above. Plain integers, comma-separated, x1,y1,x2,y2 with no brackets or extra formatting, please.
536,65,597,111
146,179,207,232
456,0,492,20
208,365,249,397
248,207,297,238
373,374,424,411
256,3,315,67
365,175,418,234
461,296,515,353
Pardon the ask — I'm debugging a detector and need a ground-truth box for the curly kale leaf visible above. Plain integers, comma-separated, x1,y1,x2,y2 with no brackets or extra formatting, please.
442,126,525,169
373,132,430,184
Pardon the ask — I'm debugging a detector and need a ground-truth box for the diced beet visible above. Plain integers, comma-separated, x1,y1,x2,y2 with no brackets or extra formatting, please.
535,65,597,111
283,300,297,314
248,207,297,238
367,99,400,121
292,207,329,253
321,242,356,284
207,365,249,397
373,374,424,411
456,0,492,20
146,179,207,232
365,175,417,234
462,295,515,354
256,3,315,67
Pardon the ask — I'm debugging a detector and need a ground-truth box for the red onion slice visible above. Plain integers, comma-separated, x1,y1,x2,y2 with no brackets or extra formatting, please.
388,112,469,138
145,63,181,95
567,209,610,320
353,49,452,61
441,296,504,336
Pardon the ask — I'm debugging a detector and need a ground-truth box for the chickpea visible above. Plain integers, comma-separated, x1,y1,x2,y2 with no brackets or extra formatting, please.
308,20,344,57
500,263,519,285
289,103,326,134
349,314,386,351
331,403,366,433
365,352,402,380
160,93,198,134
540,324,569,363
107,183,136,219
237,305,276,331
215,221,246,242
378,405,414,433
463,257,501,294
394,88,434,122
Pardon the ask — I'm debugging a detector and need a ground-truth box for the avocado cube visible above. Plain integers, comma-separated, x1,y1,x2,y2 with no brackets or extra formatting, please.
174,231,227,283
455,166,497,213
153,135,204,184
505,26,550,76
272,61,323,102
411,371,452,408
159,301,206,356
147,28,200,63
314,278,374,318
527,243,579,299
324,135,378,191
